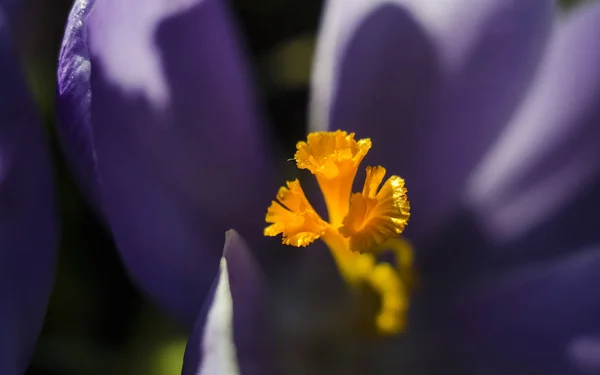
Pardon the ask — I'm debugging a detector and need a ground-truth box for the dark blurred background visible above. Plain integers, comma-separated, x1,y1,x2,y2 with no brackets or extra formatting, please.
7,0,585,374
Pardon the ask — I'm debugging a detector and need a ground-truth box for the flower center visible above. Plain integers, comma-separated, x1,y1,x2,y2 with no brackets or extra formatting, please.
264,130,412,334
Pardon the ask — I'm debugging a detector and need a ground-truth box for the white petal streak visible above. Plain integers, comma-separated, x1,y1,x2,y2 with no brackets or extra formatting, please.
87,0,199,107
197,258,240,375
466,4,600,242
479,145,599,241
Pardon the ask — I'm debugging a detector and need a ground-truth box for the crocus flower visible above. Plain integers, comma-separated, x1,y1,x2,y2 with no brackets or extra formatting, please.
0,4,58,375
57,0,600,373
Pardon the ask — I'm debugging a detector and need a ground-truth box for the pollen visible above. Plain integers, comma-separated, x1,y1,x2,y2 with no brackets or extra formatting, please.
265,131,412,335
339,166,410,253
294,130,371,179
294,130,371,227
264,179,328,247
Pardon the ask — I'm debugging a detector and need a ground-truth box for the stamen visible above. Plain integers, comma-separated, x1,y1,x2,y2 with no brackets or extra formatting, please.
367,262,407,333
264,179,328,247
294,130,372,179
375,238,414,291
294,130,371,227
339,166,410,253
265,131,413,336
321,232,408,334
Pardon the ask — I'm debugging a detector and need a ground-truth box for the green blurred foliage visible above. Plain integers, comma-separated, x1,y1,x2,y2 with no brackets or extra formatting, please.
10,0,590,374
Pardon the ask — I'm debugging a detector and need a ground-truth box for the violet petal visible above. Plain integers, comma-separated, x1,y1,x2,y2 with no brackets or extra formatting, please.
0,1,17,19
181,230,272,375
467,2,600,251
445,244,600,374
0,12,58,375
56,0,278,323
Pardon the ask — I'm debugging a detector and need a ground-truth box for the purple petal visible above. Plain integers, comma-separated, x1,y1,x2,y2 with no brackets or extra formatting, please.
0,13,58,375
0,1,18,19
310,0,553,239
445,245,600,374
181,230,273,375
467,2,600,250
56,0,278,323
567,336,600,374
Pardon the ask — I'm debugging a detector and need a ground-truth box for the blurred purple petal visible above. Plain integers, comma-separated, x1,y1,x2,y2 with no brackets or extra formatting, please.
445,245,600,374
0,1,17,20
310,0,553,238
0,12,58,375
567,336,600,374
57,0,278,323
309,0,436,134
467,2,600,249
182,230,272,375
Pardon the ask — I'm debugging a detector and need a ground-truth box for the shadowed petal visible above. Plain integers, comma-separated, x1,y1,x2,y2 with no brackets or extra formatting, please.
467,2,600,252
0,12,58,375
181,230,272,375
444,245,600,374
310,0,553,238
56,0,278,323
270,241,364,375
0,1,18,19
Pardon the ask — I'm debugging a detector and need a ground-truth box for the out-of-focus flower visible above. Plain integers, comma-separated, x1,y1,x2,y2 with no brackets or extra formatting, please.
56,0,600,373
56,0,279,324
0,4,58,375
